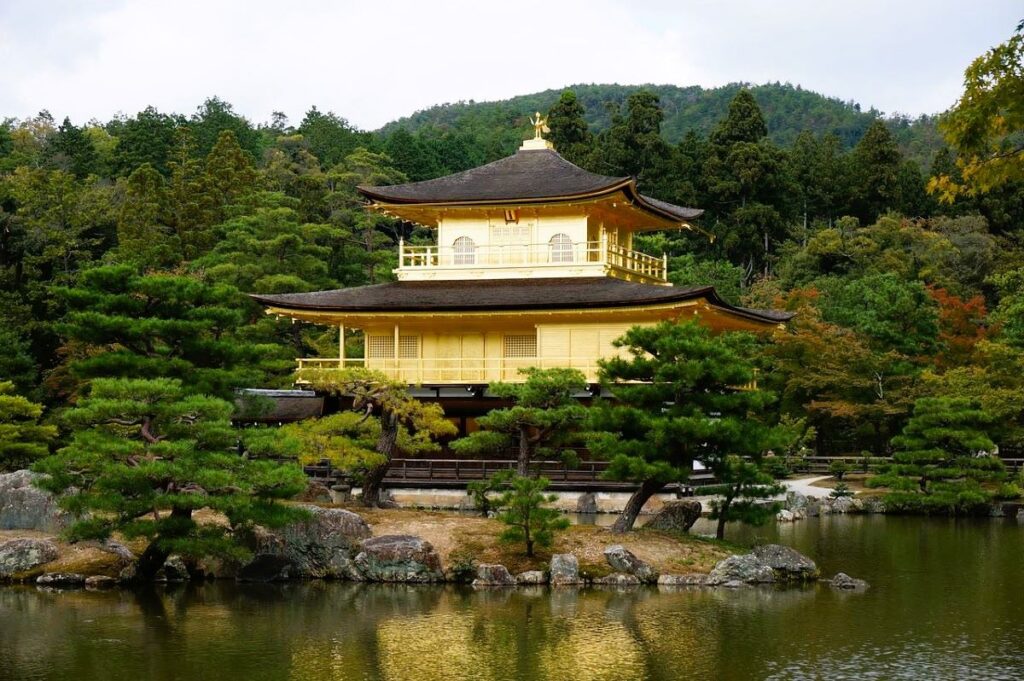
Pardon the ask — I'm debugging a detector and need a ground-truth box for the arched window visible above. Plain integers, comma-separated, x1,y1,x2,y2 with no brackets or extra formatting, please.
549,233,574,263
453,236,476,265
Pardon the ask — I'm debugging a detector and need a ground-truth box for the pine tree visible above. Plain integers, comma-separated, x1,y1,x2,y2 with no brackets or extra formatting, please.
868,397,1004,513
850,120,903,222
204,130,259,221
111,106,181,176
546,91,592,166
710,89,768,146
0,381,56,472
57,265,270,399
591,320,787,533
450,368,589,476
299,368,456,507
495,475,569,557
167,127,218,258
44,117,99,179
33,377,307,580
705,456,784,540
115,163,180,268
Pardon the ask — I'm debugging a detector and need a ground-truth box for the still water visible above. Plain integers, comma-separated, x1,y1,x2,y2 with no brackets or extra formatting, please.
2,515,1022,681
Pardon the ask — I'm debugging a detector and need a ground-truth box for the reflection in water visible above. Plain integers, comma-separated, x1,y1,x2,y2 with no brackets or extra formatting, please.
2,516,1024,681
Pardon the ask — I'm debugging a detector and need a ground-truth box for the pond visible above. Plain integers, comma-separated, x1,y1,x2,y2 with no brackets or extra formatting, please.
2,515,1022,680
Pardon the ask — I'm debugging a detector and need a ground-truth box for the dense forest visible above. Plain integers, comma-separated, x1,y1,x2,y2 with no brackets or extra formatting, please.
381,82,945,166
2,23,1023,473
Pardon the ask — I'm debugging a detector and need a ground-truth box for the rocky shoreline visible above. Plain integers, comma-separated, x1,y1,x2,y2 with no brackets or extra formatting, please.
1,470,871,591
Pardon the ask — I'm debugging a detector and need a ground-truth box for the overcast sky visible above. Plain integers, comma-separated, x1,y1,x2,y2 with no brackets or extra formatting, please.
0,0,1019,130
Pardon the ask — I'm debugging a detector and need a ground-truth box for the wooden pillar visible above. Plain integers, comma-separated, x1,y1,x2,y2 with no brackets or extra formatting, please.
394,323,400,378
338,323,345,365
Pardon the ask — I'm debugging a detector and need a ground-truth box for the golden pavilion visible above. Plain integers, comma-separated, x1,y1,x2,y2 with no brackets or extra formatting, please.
252,121,791,394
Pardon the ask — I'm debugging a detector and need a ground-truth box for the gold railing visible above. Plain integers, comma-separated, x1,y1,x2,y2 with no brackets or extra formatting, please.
398,238,667,282
295,356,601,384
296,357,756,390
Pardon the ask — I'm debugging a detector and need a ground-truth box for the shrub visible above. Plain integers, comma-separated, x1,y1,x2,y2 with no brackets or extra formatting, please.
466,470,513,517
828,460,851,480
495,475,569,557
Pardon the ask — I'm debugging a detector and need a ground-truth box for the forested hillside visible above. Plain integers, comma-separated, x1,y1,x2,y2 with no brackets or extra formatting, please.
381,82,943,167
1,24,1023,474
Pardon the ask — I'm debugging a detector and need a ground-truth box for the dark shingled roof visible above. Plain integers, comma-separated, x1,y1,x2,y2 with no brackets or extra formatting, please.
358,149,703,221
251,278,793,324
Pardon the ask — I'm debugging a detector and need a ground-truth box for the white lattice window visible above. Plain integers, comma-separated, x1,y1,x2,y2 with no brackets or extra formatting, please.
492,222,530,243
452,236,476,265
366,335,394,358
399,335,419,359
549,233,574,263
503,334,537,358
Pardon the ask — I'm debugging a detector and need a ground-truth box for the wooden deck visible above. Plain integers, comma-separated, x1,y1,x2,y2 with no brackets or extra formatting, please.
303,458,716,494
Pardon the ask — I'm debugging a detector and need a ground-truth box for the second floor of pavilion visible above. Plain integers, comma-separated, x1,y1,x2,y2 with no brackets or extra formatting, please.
359,135,707,286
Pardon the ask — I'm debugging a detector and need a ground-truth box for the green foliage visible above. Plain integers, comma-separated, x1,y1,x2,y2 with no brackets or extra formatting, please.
33,378,307,578
546,91,592,165
830,481,854,499
828,460,851,480
593,320,787,532
56,265,271,399
868,397,1004,514
0,381,56,471
494,475,569,557
819,273,939,356
706,456,785,539
298,368,456,506
466,470,514,517
450,368,589,475
931,26,1024,199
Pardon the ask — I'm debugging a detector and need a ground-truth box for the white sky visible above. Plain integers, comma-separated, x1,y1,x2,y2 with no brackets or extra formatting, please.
0,0,1019,129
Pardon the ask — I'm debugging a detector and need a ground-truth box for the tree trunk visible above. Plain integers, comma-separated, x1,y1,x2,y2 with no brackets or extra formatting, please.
134,506,191,581
611,479,665,533
361,411,399,507
516,427,530,477
716,489,735,540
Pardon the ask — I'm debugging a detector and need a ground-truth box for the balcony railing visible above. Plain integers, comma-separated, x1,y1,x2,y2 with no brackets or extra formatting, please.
295,357,758,390
295,356,601,384
398,237,668,282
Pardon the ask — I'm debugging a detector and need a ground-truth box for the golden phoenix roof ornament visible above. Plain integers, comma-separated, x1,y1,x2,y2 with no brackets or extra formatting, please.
530,111,550,139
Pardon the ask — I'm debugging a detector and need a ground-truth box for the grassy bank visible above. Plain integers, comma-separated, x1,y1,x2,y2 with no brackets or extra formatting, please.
356,507,736,577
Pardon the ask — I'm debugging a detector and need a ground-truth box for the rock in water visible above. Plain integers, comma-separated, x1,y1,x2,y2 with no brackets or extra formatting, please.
0,470,71,532
776,509,796,522
576,492,599,514
593,572,641,587
36,572,86,587
155,555,190,582
657,574,708,586
549,553,581,586
785,491,808,512
237,555,294,582
830,572,870,590
245,505,371,580
0,538,60,579
603,545,658,583
472,564,515,587
644,500,702,533
516,570,546,585
751,544,819,582
707,554,775,585
353,535,444,583
84,575,117,589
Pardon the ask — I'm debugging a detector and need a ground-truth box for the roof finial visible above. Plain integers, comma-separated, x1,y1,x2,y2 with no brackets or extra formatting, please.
530,111,550,139
522,112,554,150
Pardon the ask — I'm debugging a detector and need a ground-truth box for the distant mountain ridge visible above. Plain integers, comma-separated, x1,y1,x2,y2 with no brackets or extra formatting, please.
379,82,943,167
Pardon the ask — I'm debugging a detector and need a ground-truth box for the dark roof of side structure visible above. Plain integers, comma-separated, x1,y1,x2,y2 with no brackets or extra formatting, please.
357,148,703,221
251,278,792,324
